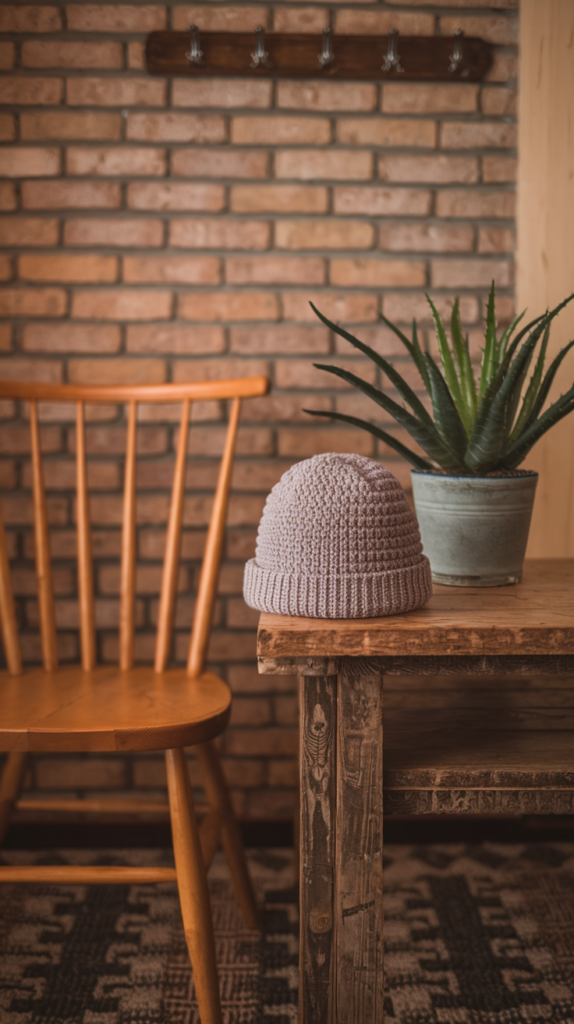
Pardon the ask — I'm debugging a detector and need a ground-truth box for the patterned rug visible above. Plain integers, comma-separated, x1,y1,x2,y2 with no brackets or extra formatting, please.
3,844,574,1022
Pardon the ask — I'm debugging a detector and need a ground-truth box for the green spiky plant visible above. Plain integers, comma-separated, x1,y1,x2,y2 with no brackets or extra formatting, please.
305,286,574,475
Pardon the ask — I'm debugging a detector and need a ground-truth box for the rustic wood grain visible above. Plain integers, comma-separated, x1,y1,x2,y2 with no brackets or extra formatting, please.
258,561,574,659
299,673,337,1024
258,656,340,677
334,662,383,1024
146,31,491,81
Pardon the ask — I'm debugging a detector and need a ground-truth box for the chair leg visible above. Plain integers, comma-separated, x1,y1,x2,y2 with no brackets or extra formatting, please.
0,752,28,847
196,740,260,929
165,748,223,1024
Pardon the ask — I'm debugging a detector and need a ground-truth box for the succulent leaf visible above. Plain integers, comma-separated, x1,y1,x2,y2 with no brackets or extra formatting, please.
424,354,469,460
303,409,434,470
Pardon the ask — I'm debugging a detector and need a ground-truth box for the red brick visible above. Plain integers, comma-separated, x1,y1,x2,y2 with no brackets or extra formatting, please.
275,357,374,390
440,15,518,45
273,7,327,32
441,122,517,149
22,180,120,210
67,77,166,107
171,148,268,179
126,112,226,143
0,115,15,142
382,82,478,114
225,727,297,757
173,5,269,30
0,217,59,247
127,182,224,212
22,40,123,69
276,219,374,250
0,78,63,105
478,227,514,254
240,393,331,423
481,87,517,116
1,147,60,178
226,528,257,560
226,256,324,285
383,293,478,325
170,217,269,250
23,322,121,353
67,146,166,177
331,259,426,288
64,218,163,247
337,117,436,147
22,459,120,492
282,291,378,323
173,78,272,108
334,186,431,216
482,156,517,183
68,358,165,385
334,325,405,359
230,324,329,355
126,324,225,354
232,116,331,145
123,255,220,285
379,154,478,184
127,41,146,70
0,425,62,460
268,759,298,787
431,258,512,289
485,53,517,83
71,290,172,321
387,0,516,5
19,254,117,284
436,190,515,219
379,222,474,253
178,291,279,322
0,324,12,351
231,184,327,214
277,81,376,111
275,148,372,180
0,255,13,281
37,757,126,789
335,10,434,33
67,4,166,31
278,427,373,457
0,6,62,31
0,43,15,70
0,288,66,318
21,111,121,141
0,357,62,383
0,184,17,212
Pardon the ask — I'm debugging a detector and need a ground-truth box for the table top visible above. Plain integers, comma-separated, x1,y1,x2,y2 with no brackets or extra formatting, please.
257,560,574,659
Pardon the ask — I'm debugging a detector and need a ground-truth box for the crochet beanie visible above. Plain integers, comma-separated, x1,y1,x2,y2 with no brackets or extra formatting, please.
243,452,432,619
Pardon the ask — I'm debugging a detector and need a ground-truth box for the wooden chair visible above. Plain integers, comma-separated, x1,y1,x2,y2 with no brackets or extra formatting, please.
0,376,269,1024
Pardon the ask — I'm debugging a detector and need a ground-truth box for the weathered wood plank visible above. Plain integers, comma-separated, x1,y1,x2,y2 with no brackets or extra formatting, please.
384,789,574,816
259,656,340,676
257,561,574,660
334,661,383,1024
299,674,337,1024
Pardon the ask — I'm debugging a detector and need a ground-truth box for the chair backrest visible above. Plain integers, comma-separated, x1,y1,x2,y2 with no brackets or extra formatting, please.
0,377,269,678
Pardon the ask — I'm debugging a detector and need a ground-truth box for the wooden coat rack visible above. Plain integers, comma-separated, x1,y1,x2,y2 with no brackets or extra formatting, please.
146,28,492,81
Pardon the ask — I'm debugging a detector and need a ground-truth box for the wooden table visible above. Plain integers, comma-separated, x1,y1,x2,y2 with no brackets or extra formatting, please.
256,560,574,1024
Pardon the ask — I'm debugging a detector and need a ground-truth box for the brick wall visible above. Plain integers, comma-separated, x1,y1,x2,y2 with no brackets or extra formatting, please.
0,1,518,820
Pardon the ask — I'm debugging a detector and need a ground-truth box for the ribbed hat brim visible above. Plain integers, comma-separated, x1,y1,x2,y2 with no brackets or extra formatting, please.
243,556,433,619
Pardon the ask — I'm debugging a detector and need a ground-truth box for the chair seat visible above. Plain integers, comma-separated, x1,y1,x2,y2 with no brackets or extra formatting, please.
0,666,231,752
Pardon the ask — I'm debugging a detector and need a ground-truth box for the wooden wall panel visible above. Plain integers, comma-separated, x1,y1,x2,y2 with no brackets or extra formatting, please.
518,0,574,556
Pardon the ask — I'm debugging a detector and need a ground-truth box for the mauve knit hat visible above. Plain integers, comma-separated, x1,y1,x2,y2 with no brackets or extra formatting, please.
243,452,432,619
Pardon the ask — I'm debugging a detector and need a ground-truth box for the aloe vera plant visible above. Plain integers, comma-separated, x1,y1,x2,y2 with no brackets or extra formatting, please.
305,286,574,475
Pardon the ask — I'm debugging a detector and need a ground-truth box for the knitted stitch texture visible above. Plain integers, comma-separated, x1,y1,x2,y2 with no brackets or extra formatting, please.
243,452,432,619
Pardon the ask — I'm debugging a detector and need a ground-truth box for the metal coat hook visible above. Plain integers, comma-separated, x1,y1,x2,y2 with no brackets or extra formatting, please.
382,29,404,73
250,26,273,68
449,29,468,74
318,27,334,68
185,24,204,65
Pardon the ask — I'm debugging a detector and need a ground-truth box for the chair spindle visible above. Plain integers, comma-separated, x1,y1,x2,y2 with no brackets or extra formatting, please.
119,401,137,671
155,399,190,673
187,397,241,678
30,399,58,671
76,402,96,671
0,509,21,674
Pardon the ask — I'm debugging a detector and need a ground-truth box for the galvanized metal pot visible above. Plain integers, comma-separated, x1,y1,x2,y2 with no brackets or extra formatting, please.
411,470,538,587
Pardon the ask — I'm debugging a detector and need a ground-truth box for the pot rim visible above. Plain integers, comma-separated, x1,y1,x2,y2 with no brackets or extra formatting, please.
411,469,538,481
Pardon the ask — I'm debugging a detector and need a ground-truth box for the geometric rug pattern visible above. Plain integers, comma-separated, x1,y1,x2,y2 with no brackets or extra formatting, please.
3,844,574,1022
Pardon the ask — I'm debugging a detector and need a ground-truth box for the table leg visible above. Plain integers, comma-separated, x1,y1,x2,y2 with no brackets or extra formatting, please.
335,660,384,1023
299,672,337,1024
298,663,384,1024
